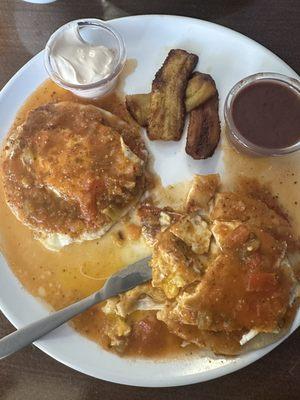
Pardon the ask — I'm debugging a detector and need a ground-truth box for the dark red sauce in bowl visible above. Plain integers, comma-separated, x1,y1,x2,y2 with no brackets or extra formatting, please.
225,73,300,156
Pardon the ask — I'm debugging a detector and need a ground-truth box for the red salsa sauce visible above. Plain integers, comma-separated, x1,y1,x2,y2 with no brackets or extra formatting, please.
232,80,300,149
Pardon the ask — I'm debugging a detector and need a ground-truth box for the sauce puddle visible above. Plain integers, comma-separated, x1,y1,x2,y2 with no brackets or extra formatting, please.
222,135,300,238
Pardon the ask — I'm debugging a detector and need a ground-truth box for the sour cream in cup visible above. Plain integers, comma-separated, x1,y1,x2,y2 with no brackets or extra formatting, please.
44,19,126,98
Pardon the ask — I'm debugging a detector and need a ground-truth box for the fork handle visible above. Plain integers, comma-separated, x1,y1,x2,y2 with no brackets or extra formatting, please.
0,290,104,360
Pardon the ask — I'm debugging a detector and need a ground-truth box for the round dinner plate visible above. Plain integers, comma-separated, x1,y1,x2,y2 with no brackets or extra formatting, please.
0,15,299,387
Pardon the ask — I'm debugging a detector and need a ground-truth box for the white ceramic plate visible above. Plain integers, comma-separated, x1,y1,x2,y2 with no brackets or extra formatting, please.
0,15,299,387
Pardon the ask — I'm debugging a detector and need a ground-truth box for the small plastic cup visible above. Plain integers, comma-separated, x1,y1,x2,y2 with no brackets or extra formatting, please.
224,72,300,156
44,18,126,99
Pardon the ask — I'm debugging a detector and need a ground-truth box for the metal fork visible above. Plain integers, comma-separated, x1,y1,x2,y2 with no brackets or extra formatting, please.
0,256,152,359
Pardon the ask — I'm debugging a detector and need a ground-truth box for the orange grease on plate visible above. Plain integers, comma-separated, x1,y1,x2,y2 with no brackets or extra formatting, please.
223,135,300,238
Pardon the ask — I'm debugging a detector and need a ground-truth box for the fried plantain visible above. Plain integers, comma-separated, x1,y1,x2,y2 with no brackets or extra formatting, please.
185,72,217,112
185,95,220,159
147,49,198,141
125,93,150,127
125,72,216,127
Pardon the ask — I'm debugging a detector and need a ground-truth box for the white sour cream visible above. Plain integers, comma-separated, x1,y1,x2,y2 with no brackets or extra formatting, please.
51,26,115,85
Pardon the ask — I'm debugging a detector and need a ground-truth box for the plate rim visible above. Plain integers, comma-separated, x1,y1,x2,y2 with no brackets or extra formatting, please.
0,14,299,387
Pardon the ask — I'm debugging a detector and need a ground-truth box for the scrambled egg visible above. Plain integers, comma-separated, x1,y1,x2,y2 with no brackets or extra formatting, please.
186,174,220,212
100,175,300,355
102,283,166,351
169,215,211,255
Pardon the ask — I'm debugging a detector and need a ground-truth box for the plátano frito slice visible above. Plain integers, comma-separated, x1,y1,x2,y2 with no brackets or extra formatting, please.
125,93,150,127
147,49,198,141
185,72,217,113
185,95,220,159
125,72,217,127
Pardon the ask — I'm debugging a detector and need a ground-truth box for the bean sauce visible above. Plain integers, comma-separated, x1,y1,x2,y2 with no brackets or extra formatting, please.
232,80,300,149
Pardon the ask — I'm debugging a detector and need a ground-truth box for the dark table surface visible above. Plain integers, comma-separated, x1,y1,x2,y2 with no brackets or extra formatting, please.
0,1,299,399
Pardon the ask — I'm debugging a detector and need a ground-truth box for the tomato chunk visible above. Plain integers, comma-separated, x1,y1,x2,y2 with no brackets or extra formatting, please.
247,272,277,292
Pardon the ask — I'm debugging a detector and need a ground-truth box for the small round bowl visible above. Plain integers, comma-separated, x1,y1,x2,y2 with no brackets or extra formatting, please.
224,72,300,156
44,18,126,99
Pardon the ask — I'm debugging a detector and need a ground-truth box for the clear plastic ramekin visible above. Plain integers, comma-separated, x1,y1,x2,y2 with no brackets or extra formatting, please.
44,18,126,99
224,72,300,156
